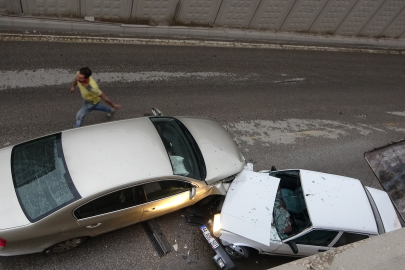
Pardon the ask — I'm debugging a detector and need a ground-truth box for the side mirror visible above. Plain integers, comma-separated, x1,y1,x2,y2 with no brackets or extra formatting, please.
189,187,196,199
271,165,277,171
151,108,163,116
287,241,298,254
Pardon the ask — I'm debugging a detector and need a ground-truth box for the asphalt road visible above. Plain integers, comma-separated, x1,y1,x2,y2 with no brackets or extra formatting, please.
0,40,404,270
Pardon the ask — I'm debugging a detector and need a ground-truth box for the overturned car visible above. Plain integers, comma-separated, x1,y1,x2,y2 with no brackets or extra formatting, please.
211,166,401,260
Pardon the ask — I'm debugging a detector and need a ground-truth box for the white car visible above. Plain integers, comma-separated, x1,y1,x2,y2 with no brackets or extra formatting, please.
212,166,402,260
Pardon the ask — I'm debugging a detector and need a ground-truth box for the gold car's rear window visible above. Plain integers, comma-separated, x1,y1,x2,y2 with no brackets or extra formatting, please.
11,133,80,222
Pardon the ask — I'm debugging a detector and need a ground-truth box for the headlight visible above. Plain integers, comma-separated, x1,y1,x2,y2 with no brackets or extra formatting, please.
213,214,221,237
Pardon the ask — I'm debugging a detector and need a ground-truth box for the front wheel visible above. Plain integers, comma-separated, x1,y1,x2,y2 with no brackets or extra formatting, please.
224,245,250,261
45,237,88,254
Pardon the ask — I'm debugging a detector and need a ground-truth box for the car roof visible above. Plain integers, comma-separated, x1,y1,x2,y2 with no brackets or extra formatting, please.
62,117,173,198
300,170,378,235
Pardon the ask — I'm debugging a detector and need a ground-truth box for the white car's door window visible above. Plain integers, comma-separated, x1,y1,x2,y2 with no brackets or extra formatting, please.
294,230,339,246
333,232,369,247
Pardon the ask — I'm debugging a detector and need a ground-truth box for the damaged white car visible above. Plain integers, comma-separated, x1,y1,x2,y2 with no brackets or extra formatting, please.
212,165,402,260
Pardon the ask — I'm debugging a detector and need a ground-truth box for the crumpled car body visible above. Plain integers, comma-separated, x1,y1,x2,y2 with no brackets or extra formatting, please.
214,165,401,260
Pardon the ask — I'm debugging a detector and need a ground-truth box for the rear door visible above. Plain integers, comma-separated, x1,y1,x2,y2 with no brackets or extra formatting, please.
75,186,145,235
273,230,339,256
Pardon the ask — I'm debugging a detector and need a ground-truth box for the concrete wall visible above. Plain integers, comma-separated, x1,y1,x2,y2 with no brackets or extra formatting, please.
1,0,405,38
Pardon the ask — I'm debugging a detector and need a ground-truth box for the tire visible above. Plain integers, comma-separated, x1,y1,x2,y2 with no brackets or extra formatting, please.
45,237,88,254
224,245,251,261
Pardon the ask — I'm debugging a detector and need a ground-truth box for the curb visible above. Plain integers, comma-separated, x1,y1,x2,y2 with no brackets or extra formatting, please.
1,15,405,50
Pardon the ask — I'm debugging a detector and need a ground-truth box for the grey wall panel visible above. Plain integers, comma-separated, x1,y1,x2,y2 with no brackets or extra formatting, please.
360,0,405,37
21,0,78,16
310,0,357,34
0,0,22,14
382,7,405,37
280,0,329,31
176,0,222,24
133,0,178,22
214,0,261,27
335,0,385,36
81,0,132,18
249,0,296,30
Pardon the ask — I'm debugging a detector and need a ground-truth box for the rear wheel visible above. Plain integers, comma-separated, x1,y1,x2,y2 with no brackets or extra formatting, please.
224,245,250,261
45,237,88,254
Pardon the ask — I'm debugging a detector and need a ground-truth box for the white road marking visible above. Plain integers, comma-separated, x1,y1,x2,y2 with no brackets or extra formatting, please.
0,69,233,90
225,119,385,146
387,112,405,117
274,78,305,83
1,33,404,55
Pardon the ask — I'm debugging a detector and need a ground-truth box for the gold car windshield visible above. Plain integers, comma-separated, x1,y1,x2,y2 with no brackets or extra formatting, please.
151,117,206,181
11,133,80,222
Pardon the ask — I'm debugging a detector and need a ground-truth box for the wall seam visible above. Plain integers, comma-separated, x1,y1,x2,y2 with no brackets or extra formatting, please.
357,0,386,36
380,4,405,37
334,0,359,35
129,0,135,18
19,0,23,13
309,0,330,31
279,0,297,31
248,0,262,28
213,0,224,25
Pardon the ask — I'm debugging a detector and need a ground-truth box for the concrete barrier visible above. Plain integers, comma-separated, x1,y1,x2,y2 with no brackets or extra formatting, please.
1,0,404,39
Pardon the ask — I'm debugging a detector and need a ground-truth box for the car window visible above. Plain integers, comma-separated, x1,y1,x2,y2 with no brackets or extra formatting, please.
74,186,145,219
143,180,192,202
294,230,339,246
11,133,80,222
150,117,204,180
333,232,369,247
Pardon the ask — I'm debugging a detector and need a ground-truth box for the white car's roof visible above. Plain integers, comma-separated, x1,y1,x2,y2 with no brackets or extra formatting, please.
62,118,173,198
300,170,378,235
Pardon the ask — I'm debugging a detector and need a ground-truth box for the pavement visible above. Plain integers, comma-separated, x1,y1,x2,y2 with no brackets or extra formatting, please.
1,14,405,270
1,14,405,51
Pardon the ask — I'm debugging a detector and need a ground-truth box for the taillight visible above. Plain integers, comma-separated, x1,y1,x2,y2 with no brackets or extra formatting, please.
0,238,6,249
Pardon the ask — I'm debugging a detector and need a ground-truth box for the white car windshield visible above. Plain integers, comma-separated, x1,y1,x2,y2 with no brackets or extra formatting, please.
270,170,312,240
11,134,80,222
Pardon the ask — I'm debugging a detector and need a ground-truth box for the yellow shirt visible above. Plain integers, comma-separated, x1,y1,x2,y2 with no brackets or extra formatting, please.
77,75,102,104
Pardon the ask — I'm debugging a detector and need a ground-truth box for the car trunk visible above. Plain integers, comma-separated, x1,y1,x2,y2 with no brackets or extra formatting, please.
365,140,405,222
219,169,280,246
0,147,30,230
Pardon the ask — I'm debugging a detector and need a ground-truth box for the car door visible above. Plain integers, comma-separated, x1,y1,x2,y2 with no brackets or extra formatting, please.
141,180,195,221
273,230,340,256
331,232,369,249
75,185,146,235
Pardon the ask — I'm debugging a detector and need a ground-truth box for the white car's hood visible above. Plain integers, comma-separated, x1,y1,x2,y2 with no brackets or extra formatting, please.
220,169,280,246
0,147,30,230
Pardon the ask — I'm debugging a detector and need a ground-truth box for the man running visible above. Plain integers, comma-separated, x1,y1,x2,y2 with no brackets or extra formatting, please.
70,67,121,128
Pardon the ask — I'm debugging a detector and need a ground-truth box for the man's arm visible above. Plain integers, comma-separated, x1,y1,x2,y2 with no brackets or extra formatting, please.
70,78,78,93
100,93,122,110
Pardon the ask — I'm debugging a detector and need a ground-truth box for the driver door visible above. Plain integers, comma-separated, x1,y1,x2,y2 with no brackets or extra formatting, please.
273,230,339,256
141,180,195,221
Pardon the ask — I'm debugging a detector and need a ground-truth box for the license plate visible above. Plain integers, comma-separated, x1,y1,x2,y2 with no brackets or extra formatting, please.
200,225,219,249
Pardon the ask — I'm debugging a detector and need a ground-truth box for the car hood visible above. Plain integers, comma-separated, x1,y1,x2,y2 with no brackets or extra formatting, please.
0,147,30,230
176,117,245,185
220,169,280,246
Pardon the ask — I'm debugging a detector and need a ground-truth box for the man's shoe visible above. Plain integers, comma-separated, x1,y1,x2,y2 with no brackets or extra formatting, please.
107,108,116,117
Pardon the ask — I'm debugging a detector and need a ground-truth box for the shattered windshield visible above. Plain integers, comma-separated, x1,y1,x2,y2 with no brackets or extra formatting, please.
11,134,80,222
270,170,311,240
150,117,205,180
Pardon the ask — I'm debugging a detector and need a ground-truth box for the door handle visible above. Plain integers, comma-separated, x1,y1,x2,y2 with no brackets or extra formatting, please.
144,208,156,212
86,223,102,229
318,249,327,252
